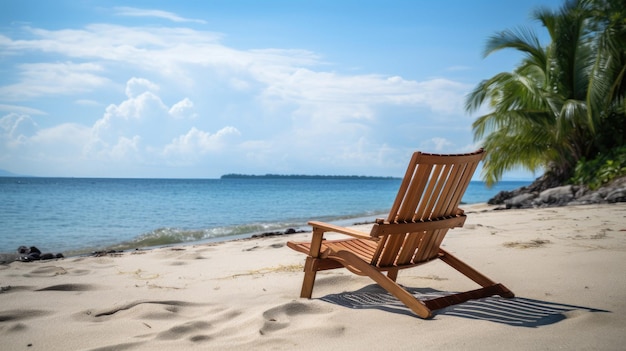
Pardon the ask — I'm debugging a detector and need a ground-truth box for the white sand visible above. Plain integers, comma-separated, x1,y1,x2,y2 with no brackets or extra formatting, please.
1,203,625,350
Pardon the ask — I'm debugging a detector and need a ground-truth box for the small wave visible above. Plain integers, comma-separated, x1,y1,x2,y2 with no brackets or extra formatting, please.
106,222,307,251
113,228,209,249
111,211,389,252
64,211,388,256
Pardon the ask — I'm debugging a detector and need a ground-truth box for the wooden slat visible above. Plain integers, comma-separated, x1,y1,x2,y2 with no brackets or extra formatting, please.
442,163,468,214
325,239,378,262
431,164,463,218
412,229,435,262
413,228,448,262
378,233,406,267
426,164,454,219
371,235,388,265
396,231,425,265
395,163,432,221
387,152,420,221
286,241,315,255
446,161,479,214
430,229,449,255
414,164,444,220
424,165,445,219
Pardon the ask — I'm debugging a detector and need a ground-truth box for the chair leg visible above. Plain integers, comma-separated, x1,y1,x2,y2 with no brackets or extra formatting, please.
439,249,514,298
300,256,319,298
387,268,399,282
333,251,433,319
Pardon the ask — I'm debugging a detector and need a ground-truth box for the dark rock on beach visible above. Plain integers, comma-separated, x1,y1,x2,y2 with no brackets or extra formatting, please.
14,246,64,262
90,250,124,257
489,175,626,209
250,228,305,239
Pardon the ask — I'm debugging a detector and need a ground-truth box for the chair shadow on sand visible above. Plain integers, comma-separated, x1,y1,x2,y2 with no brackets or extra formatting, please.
320,284,609,328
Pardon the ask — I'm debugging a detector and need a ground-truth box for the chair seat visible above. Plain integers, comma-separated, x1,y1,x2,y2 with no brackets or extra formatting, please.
289,238,379,263
289,237,441,269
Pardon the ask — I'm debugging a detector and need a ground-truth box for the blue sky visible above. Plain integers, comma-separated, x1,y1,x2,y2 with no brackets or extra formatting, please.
1,0,563,179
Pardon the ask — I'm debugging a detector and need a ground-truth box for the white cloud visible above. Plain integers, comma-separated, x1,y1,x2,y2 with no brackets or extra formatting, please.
114,7,208,24
89,79,173,155
169,98,195,119
109,135,141,161
0,113,38,146
0,104,46,115
74,99,101,106
256,69,470,119
111,91,166,120
162,126,241,162
125,77,160,98
1,114,89,168
86,78,240,167
9,122,94,176
0,62,109,100
422,137,454,152
229,78,252,91
31,123,91,147
3,24,224,74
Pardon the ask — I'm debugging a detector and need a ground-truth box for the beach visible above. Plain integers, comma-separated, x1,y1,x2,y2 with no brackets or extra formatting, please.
1,203,625,350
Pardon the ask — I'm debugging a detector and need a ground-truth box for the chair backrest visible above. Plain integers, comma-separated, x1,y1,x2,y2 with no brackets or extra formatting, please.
369,149,485,267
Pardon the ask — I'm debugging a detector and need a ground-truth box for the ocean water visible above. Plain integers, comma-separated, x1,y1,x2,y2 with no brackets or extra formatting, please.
0,177,530,256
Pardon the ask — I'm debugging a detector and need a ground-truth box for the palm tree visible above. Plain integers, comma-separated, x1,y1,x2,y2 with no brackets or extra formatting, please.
465,0,618,186
586,0,626,152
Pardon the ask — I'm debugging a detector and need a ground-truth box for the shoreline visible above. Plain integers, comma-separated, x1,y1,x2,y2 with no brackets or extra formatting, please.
1,202,625,350
2,203,499,262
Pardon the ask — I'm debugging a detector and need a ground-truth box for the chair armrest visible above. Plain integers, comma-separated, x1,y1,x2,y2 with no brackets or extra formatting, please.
308,221,374,241
369,214,467,237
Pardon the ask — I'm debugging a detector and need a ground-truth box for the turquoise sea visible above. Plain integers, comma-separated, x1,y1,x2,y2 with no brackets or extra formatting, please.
0,177,530,256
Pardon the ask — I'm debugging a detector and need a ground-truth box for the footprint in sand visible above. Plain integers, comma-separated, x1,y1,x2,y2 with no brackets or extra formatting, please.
0,309,51,322
23,266,68,277
166,254,208,266
260,301,344,337
72,300,191,324
35,284,96,292
22,265,91,277
157,320,212,340
156,249,210,264
244,243,284,252
83,341,145,351
0,285,33,294
0,313,42,336
159,307,243,343
89,300,196,319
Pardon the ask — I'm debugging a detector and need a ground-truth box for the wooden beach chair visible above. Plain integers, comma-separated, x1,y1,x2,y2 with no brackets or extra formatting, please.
287,149,514,319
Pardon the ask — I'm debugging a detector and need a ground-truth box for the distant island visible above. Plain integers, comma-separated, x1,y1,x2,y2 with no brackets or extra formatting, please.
220,174,399,180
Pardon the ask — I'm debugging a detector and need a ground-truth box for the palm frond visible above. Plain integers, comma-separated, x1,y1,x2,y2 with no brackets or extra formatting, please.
467,0,625,185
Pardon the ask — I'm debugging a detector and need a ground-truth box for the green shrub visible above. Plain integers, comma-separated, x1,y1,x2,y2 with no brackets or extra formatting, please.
571,146,626,189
